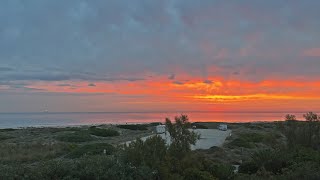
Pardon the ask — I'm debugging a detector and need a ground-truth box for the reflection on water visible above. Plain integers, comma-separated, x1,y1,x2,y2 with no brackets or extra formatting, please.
0,112,308,128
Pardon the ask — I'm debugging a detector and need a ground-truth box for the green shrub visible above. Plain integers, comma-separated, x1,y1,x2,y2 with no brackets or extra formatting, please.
0,133,13,141
228,138,255,148
117,124,148,130
184,168,214,180
240,133,265,143
56,131,95,142
228,132,267,148
280,161,320,180
0,142,71,163
0,128,18,132
67,143,115,158
89,127,120,137
209,163,234,180
238,162,259,174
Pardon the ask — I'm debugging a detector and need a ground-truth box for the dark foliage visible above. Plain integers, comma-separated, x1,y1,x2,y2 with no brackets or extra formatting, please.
191,123,209,129
56,131,95,142
67,143,115,158
117,124,148,131
89,127,120,137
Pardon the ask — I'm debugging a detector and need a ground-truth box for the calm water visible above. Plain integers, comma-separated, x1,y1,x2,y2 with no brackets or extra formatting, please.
0,112,307,129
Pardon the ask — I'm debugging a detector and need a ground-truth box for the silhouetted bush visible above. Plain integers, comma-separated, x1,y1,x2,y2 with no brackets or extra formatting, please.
191,123,208,129
117,124,148,130
148,122,162,126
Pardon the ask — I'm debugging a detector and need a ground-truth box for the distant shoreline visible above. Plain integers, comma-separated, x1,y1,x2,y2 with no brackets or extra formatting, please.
0,111,311,129
0,120,305,130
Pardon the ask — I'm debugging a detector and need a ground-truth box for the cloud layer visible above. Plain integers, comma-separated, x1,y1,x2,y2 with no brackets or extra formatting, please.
1,0,320,112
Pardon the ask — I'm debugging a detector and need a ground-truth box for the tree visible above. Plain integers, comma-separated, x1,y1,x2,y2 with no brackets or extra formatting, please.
142,135,167,169
165,114,200,159
303,112,320,149
285,114,296,121
303,112,319,122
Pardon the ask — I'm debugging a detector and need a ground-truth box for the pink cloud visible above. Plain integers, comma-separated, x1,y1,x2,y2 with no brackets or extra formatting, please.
303,48,320,57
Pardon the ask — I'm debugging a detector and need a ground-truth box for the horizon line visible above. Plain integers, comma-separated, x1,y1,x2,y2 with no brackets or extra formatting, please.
0,110,318,114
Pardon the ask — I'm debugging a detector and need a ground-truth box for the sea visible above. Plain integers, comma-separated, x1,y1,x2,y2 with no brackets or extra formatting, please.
0,111,309,129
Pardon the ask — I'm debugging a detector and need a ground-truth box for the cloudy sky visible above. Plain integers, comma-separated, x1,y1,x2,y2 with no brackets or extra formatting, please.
1,0,320,112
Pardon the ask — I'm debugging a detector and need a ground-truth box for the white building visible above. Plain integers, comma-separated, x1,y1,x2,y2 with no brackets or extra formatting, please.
218,124,228,131
156,125,166,134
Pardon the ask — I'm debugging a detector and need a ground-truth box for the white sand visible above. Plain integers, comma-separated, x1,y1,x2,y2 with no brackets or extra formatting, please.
125,129,232,150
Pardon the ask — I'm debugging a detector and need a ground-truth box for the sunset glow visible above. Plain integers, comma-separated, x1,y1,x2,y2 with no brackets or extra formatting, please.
0,1,320,113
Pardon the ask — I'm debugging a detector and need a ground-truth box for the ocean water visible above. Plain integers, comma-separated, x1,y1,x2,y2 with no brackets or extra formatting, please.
0,112,307,129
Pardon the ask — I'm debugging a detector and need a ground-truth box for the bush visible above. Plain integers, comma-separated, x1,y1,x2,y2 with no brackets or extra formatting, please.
209,163,234,180
280,161,320,180
117,124,148,131
89,127,120,137
67,143,115,158
148,122,162,126
0,128,17,132
228,133,266,149
0,133,13,141
0,142,71,163
184,168,214,180
56,131,95,142
123,135,167,170
239,162,259,174
228,138,255,148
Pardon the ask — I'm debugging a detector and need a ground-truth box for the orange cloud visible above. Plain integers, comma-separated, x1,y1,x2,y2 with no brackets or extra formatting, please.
23,75,320,112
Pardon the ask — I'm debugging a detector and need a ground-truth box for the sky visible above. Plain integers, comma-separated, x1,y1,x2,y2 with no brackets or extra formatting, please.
0,0,320,113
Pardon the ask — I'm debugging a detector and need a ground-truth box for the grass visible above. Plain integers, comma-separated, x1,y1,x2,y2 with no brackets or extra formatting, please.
89,127,120,137
0,133,13,141
228,138,255,149
117,124,148,131
0,128,18,132
0,142,71,163
56,131,95,143
67,143,115,158
228,132,266,149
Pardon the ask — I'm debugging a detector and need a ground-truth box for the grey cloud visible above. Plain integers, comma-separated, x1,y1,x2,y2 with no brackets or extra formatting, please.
88,83,96,87
57,84,73,87
173,81,184,85
0,69,145,82
203,80,212,84
0,67,14,72
168,74,175,80
0,0,320,83
2,82,45,92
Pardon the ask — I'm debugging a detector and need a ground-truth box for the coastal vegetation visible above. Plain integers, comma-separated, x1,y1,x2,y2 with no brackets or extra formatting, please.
117,124,148,131
0,113,319,179
89,126,120,137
